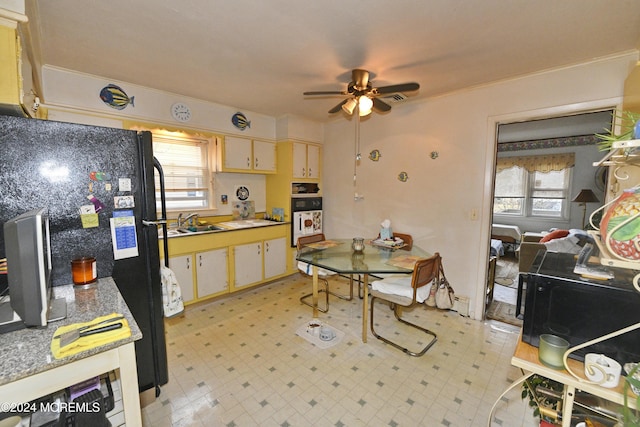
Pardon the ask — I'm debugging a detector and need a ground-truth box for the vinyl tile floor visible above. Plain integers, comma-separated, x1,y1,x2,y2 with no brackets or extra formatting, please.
143,275,539,427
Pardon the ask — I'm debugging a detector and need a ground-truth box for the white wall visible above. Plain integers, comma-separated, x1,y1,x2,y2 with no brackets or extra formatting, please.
41,65,278,140
322,52,638,320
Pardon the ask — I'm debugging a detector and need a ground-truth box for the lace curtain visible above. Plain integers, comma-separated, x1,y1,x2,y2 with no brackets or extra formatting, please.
496,153,575,173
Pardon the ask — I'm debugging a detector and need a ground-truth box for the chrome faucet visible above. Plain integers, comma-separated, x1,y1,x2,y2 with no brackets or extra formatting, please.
177,212,199,228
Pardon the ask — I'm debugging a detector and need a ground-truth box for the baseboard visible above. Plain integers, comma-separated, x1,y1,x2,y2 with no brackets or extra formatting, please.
452,295,469,316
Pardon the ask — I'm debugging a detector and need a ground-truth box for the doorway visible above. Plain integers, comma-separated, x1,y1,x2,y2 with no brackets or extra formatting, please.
484,109,614,325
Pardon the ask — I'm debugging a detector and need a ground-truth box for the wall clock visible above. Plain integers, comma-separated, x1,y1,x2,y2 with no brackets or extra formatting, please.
170,102,192,122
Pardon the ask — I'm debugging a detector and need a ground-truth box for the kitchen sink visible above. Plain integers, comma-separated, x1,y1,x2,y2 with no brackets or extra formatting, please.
185,225,226,232
163,224,225,237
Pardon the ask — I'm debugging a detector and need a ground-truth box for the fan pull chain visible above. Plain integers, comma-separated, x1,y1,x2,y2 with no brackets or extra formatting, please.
354,101,361,186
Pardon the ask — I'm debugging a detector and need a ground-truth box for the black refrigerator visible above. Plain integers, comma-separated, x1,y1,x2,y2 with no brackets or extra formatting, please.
0,114,168,394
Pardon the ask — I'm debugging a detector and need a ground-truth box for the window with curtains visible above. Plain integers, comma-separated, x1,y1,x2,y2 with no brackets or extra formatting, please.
493,153,574,218
152,133,213,212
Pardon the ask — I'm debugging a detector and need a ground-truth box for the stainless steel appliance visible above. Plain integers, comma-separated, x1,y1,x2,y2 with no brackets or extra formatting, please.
0,115,168,395
291,197,322,246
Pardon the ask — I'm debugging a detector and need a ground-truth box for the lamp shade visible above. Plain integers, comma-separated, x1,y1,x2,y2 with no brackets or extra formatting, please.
572,189,599,204
358,96,373,116
342,98,357,115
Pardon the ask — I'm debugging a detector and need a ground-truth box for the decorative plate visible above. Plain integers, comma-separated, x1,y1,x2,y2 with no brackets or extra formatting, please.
235,186,250,201
170,102,192,122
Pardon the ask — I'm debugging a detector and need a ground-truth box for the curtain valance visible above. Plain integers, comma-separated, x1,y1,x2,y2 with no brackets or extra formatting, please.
496,153,575,173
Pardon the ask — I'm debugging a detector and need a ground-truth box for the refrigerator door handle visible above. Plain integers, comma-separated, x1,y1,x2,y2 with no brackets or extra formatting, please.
142,219,167,226
153,156,170,271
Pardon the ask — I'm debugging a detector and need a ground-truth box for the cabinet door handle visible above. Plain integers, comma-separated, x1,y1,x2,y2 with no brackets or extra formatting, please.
266,242,270,252
186,257,190,270
247,157,251,167
255,157,259,168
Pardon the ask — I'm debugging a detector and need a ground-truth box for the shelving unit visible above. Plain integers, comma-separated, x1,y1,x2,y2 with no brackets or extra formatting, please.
589,138,640,289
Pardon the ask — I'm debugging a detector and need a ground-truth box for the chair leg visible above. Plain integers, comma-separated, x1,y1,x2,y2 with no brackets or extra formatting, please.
300,278,330,313
370,296,437,357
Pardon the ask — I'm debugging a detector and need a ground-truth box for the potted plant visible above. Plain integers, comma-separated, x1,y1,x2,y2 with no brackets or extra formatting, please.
596,110,640,152
618,362,640,426
522,375,564,425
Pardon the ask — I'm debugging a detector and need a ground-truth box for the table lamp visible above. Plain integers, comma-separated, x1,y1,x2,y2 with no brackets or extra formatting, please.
572,189,600,229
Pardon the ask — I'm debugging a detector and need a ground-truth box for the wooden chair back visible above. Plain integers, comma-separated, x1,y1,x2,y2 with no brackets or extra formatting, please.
296,233,326,250
411,253,440,292
376,232,413,250
393,232,413,250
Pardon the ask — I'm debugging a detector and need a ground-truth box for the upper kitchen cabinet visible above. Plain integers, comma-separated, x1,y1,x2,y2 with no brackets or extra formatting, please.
0,24,27,116
292,142,321,179
217,135,276,174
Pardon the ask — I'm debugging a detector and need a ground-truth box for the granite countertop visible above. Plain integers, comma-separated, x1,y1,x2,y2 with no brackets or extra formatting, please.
0,277,142,386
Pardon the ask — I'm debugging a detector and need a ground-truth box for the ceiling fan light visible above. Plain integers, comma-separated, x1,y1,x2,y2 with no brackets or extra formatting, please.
342,98,357,115
358,96,373,116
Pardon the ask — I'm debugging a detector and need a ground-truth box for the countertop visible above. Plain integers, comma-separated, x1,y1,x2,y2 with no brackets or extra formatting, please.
0,277,142,386
162,218,289,239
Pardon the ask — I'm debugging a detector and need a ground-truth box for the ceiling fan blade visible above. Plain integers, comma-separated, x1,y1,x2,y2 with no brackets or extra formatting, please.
373,82,420,95
328,99,349,114
352,69,370,91
303,91,347,96
372,98,392,113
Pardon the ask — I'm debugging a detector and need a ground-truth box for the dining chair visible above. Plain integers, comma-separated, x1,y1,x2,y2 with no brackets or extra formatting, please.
364,232,415,293
370,253,440,357
297,233,354,312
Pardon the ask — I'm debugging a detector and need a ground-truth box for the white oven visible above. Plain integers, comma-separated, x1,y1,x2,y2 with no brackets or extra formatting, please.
291,197,322,247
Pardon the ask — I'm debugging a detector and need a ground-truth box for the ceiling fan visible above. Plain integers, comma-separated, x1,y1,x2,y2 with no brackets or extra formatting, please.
303,69,420,116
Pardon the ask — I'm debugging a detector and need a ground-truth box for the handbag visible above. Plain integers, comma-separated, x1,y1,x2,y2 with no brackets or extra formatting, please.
434,264,455,310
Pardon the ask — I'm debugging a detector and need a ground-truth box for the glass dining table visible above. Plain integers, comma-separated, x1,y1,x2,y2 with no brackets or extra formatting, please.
295,238,432,342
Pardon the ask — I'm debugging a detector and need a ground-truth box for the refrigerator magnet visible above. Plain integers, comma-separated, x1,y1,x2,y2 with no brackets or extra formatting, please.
114,195,135,209
81,213,99,229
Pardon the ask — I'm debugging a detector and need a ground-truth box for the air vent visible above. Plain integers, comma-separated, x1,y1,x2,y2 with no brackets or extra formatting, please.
380,93,408,103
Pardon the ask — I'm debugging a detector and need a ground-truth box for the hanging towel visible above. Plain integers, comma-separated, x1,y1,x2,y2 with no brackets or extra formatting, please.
51,312,131,359
161,265,184,317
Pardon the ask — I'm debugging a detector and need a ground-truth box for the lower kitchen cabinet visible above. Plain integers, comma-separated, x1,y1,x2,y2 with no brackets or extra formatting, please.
232,237,287,290
233,242,263,289
162,224,290,304
168,255,195,304
264,237,286,278
196,248,229,298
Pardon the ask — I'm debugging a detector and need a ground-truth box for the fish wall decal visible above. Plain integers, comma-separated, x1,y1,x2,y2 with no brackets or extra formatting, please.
231,112,251,130
99,84,135,110
369,149,381,161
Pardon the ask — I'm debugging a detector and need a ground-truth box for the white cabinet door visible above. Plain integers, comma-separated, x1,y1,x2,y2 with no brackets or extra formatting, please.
196,248,228,298
169,255,194,303
306,144,320,179
253,140,276,172
292,142,308,178
264,237,286,279
292,142,321,179
223,136,252,170
233,242,263,288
